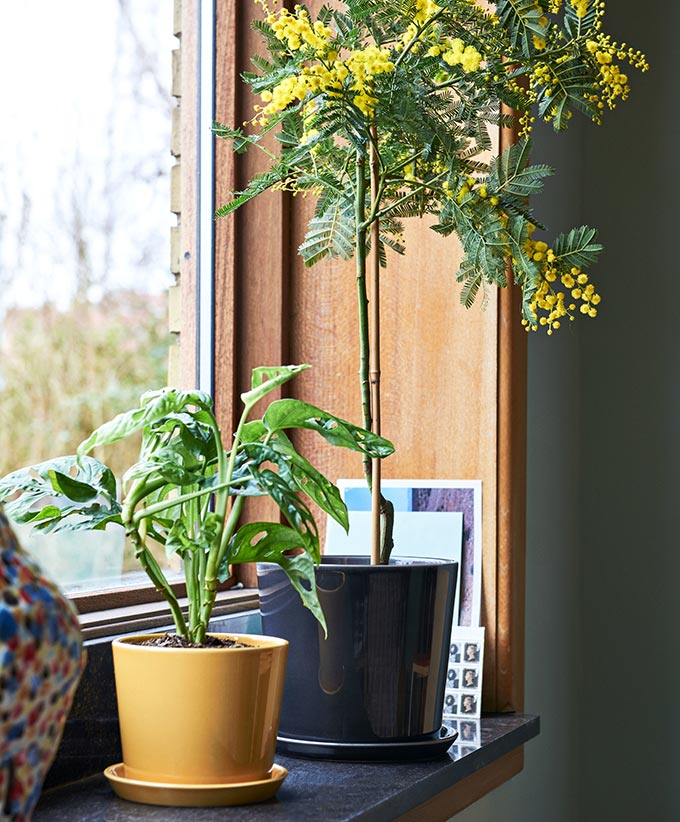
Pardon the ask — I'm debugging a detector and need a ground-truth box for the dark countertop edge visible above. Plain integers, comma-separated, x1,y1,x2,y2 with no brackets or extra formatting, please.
363,714,540,821
36,714,540,822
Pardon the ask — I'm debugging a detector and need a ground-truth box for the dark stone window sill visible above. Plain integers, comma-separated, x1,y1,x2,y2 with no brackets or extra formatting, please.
36,714,539,821
37,607,538,819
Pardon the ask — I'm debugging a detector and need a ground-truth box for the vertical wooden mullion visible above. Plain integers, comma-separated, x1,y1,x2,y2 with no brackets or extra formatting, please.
495,108,528,713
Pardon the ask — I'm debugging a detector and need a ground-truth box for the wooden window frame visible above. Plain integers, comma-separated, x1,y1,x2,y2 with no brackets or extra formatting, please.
211,0,527,717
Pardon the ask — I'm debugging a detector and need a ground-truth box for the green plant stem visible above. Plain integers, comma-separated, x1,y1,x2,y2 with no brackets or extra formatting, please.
369,127,395,566
392,11,445,70
355,153,372,456
216,493,245,574
208,419,229,534
185,551,197,634
122,478,188,637
131,478,238,524
215,406,250,560
355,140,394,566
368,128,382,567
195,401,251,644
196,494,245,644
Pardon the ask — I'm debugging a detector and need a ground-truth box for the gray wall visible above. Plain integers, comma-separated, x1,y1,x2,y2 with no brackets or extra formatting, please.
457,2,676,819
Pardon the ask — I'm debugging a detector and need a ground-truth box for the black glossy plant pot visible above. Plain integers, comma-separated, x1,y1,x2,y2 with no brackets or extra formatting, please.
257,556,457,759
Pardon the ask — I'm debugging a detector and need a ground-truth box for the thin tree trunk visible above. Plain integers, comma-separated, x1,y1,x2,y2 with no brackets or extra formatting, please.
368,127,394,565
369,132,381,566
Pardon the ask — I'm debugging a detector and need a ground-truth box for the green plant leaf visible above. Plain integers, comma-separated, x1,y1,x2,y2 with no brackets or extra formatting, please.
505,215,542,285
438,196,508,291
241,364,311,408
224,522,326,633
239,420,268,444
77,388,213,459
123,448,206,487
48,470,100,502
298,196,356,267
262,399,395,457
243,439,349,531
459,270,484,309
165,519,190,559
213,165,290,219
0,456,122,532
490,140,553,198
535,55,598,131
552,225,603,269
211,122,259,154
564,0,598,38
496,0,548,55
166,512,221,560
242,465,321,562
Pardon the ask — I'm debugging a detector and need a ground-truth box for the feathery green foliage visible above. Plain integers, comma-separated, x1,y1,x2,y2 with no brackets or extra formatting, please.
495,0,547,55
212,0,647,562
215,0,647,331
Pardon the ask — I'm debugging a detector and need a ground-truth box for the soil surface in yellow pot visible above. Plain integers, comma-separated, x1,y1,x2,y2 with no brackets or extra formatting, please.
112,633,288,785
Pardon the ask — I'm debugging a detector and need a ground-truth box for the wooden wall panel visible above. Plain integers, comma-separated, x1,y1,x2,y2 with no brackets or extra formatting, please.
214,2,292,585
213,0,237,425
210,0,526,711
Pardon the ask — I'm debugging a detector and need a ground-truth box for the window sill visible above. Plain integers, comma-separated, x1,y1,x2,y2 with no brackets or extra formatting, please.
36,714,539,821
40,605,538,819
78,587,260,640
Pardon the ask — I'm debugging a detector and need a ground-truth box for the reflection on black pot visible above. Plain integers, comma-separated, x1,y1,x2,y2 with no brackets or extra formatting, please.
317,570,347,695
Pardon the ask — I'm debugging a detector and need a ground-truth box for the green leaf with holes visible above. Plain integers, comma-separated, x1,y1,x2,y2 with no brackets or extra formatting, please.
224,521,326,634
263,399,394,457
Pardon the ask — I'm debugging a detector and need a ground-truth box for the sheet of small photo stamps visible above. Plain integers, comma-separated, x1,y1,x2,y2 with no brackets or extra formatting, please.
443,626,485,721
445,718,482,758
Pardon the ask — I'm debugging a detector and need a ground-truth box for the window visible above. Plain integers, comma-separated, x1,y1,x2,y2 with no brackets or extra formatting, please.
0,0,178,595
1,3,528,743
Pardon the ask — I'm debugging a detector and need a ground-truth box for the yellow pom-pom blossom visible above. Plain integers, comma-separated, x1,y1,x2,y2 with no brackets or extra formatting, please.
441,38,483,73
583,33,649,120
400,0,484,75
570,0,589,18
414,0,443,25
520,237,602,334
256,5,395,123
266,5,333,54
345,46,395,116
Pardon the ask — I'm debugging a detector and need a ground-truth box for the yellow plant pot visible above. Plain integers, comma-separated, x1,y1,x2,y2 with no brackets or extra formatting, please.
112,633,288,785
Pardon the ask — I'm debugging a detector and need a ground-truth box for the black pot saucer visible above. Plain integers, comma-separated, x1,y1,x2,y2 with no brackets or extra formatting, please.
276,724,458,762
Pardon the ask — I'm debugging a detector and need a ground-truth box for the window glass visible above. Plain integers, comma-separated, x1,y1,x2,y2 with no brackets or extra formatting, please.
0,0,179,593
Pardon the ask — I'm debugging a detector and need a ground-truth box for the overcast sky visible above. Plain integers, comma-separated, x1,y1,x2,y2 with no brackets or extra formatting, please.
0,0,174,311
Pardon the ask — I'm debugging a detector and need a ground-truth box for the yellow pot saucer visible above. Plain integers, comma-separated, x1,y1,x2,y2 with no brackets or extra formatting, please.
104,763,288,808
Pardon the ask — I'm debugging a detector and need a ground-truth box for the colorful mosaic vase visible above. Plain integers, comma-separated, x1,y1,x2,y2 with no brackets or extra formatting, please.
0,508,84,821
